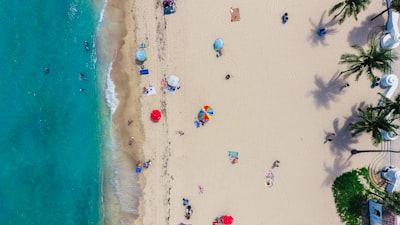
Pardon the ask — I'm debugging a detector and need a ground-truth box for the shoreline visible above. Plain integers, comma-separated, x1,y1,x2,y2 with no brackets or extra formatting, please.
98,0,147,224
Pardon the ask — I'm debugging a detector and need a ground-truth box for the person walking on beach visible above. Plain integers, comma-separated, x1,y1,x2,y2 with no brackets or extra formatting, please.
340,83,349,90
325,132,336,143
272,160,280,168
129,137,135,145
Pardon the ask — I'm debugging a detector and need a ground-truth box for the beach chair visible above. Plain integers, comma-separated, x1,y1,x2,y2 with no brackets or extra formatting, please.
140,69,149,75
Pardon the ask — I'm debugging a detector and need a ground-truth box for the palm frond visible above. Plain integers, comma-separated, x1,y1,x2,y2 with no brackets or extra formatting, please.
329,2,345,16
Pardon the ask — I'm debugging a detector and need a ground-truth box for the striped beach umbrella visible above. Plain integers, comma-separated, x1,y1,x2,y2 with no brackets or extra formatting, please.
135,49,147,61
213,38,224,51
198,105,214,122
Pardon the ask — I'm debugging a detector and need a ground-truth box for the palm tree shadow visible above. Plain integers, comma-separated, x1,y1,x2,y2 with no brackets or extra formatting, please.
321,102,367,186
322,153,352,187
347,15,385,46
329,111,359,154
309,72,348,109
309,11,338,47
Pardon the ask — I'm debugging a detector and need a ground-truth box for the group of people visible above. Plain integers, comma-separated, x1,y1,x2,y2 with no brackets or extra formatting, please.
135,160,152,173
281,13,289,24
182,198,193,219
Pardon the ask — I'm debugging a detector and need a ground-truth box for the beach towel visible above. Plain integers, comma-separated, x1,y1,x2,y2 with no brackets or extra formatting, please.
140,69,149,75
145,85,156,96
230,8,240,22
228,151,239,159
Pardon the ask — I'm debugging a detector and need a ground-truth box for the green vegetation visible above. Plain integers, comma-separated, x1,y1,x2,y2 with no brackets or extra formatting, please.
384,192,400,215
349,105,399,146
332,168,380,225
328,0,371,24
339,41,397,82
377,93,400,115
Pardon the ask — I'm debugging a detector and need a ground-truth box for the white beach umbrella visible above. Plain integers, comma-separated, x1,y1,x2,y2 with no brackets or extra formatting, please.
167,75,180,88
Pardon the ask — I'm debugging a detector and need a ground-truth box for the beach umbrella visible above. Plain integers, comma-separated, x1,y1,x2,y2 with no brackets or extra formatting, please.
150,109,162,121
213,38,224,50
135,49,147,61
222,215,234,224
166,75,180,88
198,105,214,122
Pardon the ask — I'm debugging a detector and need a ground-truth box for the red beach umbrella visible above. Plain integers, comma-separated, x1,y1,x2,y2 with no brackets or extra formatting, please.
222,215,234,224
150,109,162,121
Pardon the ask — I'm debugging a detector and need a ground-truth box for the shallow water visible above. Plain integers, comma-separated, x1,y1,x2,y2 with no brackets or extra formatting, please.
0,1,106,224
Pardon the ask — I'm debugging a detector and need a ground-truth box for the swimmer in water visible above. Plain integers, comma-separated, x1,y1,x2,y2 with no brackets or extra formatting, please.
79,73,88,80
84,41,89,51
44,68,49,73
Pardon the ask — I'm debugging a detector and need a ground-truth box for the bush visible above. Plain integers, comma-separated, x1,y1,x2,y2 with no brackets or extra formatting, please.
332,168,369,225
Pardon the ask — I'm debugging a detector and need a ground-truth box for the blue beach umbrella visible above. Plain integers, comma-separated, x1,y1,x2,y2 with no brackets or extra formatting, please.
135,49,147,61
213,38,224,51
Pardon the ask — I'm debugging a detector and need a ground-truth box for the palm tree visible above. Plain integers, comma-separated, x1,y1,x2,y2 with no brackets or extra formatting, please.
383,192,400,215
339,41,396,82
371,0,400,21
349,106,399,146
377,93,400,115
328,0,371,24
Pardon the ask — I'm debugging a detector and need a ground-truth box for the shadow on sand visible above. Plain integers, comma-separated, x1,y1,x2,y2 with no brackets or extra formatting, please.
309,11,338,47
347,15,385,46
309,72,349,109
322,102,368,186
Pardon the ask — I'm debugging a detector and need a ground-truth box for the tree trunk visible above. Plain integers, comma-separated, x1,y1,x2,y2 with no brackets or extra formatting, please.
334,5,347,18
338,69,352,76
371,8,390,22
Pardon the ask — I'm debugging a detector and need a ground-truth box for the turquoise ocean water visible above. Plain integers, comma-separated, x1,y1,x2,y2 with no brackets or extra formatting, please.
0,0,108,224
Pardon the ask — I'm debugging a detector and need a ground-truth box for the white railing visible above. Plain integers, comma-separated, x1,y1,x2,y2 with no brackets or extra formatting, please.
381,0,400,49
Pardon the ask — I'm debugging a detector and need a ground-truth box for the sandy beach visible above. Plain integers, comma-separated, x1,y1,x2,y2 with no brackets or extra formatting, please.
104,0,394,224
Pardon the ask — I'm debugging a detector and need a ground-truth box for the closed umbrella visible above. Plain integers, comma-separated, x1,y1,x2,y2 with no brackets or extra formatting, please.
135,49,147,61
213,38,224,50
150,109,162,121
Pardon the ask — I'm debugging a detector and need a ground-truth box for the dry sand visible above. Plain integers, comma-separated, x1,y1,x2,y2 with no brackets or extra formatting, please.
105,0,396,224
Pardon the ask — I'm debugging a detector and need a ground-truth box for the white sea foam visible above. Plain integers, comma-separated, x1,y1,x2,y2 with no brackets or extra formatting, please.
104,63,119,115
111,164,142,215
98,0,108,23
68,2,77,21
